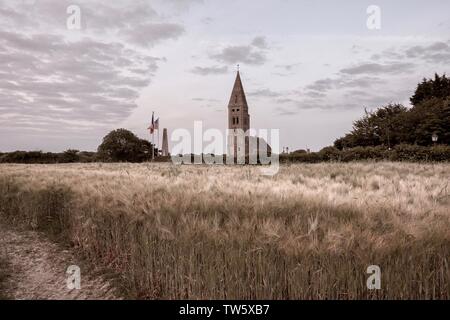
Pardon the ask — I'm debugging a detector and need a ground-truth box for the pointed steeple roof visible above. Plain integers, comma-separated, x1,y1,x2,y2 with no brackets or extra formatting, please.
228,71,248,108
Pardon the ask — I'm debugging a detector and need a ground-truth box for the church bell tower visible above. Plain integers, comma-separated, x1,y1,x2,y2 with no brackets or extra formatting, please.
227,69,250,157
228,69,250,132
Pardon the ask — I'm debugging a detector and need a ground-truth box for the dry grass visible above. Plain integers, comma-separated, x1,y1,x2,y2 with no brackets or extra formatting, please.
0,162,449,299
0,256,11,300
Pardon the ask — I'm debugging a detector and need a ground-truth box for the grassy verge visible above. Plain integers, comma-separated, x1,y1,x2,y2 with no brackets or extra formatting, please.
0,163,448,299
0,256,11,300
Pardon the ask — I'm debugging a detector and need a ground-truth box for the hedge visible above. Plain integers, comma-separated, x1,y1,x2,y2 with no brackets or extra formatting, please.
282,144,450,163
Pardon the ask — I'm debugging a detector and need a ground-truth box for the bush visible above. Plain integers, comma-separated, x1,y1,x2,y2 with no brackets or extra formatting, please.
282,144,450,163
390,144,450,161
282,152,322,163
429,144,450,161
0,150,97,164
318,146,341,161
341,146,388,162
0,151,59,164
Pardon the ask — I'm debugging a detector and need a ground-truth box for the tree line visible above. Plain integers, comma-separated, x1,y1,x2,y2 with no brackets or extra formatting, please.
0,150,96,164
334,74,450,149
0,129,156,164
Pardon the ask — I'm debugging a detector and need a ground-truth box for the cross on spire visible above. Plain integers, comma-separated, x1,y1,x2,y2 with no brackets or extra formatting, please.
237,64,240,72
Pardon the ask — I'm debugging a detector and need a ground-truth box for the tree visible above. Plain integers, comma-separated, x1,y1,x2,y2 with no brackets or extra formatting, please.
318,146,340,161
334,104,408,149
78,151,96,163
371,104,409,148
409,98,450,145
97,129,153,162
407,74,450,145
291,149,308,154
410,73,450,106
61,149,80,163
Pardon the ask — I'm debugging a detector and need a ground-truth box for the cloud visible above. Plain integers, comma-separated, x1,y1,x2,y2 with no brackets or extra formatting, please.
210,37,269,66
404,41,450,64
272,63,301,77
211,45,266,65
371,49,404,61
304,91,326,99
275,98,375,115
248,89,282,98
275,107,299,116
278,58,413,114
305,78,336,92
191,65,228,75
191,97,222,110
192,98,220,102
340,62,415,75
405,42,448,57
275,63,301,71
161,0,204,11
274,84,412,115
201,17,213,25
120,23,184,47
0,1,185,48
251,36,269,49
370,40,450,65
0,1,185,140
279,38,450,114
272,72,294,77
276,98,297,104
306,76,383,92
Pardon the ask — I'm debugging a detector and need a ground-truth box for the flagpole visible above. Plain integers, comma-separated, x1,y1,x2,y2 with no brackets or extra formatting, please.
151,111,155,161
152,131,155,160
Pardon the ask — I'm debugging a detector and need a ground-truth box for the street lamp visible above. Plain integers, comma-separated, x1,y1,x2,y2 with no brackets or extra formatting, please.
432,133,438,144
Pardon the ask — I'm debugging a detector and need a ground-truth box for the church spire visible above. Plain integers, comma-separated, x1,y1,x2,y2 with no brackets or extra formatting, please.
228,67,250,132
228,68,248,109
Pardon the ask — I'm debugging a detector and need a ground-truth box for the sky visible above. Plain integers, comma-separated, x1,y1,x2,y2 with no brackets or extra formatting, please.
0,0,449,152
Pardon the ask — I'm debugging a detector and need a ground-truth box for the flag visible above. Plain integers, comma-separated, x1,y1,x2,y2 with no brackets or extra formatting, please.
154,118,159,130
148,112,155,134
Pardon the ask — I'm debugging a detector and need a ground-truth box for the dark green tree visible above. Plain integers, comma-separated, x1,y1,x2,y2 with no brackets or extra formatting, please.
409,98,450,145
61,149,80,163
97,129,153,162
334,104,408,149
410,73,450,106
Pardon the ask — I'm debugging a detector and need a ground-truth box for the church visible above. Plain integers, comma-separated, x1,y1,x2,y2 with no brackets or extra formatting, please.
227,70,271,160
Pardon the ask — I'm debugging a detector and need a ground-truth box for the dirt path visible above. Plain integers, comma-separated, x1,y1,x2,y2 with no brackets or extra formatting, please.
0,224,119,300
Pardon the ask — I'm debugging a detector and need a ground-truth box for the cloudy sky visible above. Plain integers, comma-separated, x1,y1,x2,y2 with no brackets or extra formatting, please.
1,0,449,152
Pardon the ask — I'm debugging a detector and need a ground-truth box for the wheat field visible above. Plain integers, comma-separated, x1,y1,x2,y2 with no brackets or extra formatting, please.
0,162,449,299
